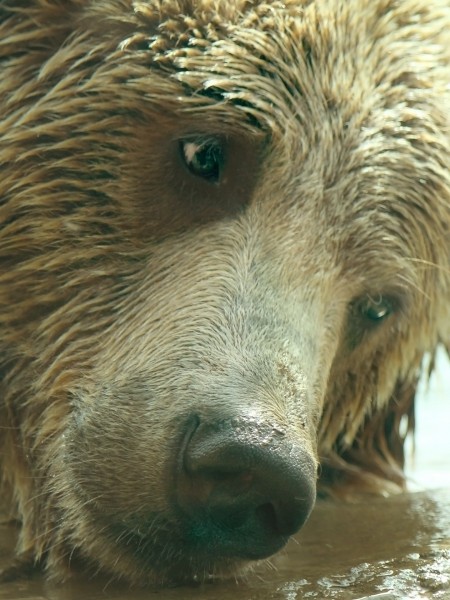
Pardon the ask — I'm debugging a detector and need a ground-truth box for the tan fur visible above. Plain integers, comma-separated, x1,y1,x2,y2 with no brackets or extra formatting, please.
0,0,449,586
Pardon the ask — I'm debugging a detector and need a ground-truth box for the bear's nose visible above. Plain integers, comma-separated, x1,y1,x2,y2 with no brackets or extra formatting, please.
176,416,316,560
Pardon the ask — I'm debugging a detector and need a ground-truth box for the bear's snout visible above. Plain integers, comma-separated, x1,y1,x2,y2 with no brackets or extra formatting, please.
175,416,317,560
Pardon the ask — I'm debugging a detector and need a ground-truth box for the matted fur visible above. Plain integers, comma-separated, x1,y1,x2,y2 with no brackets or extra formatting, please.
0,0,449,586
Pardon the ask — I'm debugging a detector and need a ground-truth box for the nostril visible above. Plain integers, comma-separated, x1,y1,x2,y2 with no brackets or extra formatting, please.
255,502,278,534
255,500,305,537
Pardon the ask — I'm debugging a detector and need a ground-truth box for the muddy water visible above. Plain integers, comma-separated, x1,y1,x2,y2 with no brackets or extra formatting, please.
1,352,449,600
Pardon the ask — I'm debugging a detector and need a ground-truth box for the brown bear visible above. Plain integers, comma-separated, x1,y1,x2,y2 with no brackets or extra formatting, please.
0,0,449,587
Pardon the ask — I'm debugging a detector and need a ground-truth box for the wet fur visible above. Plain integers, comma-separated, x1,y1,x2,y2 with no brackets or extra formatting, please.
1,0,449,586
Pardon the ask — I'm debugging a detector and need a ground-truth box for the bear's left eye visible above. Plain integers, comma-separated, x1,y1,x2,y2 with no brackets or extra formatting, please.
180,138,224,183
360,295,393,322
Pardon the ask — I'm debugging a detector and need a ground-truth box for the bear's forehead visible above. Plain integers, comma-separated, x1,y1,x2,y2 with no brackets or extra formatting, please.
114,0,446,129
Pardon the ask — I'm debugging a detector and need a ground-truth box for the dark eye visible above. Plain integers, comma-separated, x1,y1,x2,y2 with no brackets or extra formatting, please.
360,295,393,322
180,138,224,183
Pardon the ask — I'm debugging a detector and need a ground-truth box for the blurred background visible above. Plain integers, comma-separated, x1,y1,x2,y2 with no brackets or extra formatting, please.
405,346,450,489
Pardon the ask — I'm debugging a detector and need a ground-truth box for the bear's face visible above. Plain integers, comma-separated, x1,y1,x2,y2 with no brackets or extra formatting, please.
1,0,449,586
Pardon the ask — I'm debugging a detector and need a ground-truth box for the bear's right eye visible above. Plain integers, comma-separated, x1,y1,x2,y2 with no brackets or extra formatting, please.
180,138,224,183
